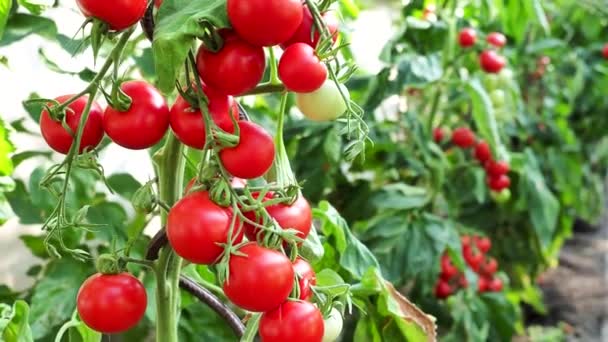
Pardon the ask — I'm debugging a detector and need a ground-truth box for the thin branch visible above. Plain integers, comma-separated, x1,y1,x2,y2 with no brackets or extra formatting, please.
141,0,155,42
145,228,168,261
179,276,246,338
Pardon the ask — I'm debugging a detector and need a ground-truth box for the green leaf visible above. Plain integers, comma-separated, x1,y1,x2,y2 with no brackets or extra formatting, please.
0,300,33,342
395,53,443,87
67,320,101,342
153,0,230,93
5,180,43,224
0,193,13,225
17,0,52,15
465,78,506,160
0,13,57,47
526,0,549,35
107,173,142,200
519,150,559,250
19,235,48,259
370,184,429,211
314,201,380,279
86,202,129,243
0,0,11,40
0,117,14,176
29,258,91,339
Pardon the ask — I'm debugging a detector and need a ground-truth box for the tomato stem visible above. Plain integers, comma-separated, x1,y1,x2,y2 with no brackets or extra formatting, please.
153,133,185,342
268,47,281,85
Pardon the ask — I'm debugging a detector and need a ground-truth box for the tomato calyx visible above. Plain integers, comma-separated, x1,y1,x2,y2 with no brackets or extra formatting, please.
95,254,122,275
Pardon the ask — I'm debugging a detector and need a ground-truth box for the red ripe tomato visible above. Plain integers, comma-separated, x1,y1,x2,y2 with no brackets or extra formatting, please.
433,127,445,143
155,0,163,8
461,235,471,247
293,258,316,301
452,127,476,148
603,44,608,59
440,254,459,281
487,32,507,48
244,193,313,242
279,43,327,93
260,301,324,342
485,160,510,176
227,0,303,47
223,243,294,312
167,191,243,264
77,273,147,333
487,174,511,191
458,274,468,288
474,236,492,253
197,32,266,96
480,50,506,73
169,86,239,149
463,245,484,271
40,95,104,155
458,28,477,47
280,6,339,49
474,140,492,163
479,257,498,276
219,121,275,179
76,0,147,31
103,81,169,150
488,278,503,292
434,280,452,299
478,276,491,292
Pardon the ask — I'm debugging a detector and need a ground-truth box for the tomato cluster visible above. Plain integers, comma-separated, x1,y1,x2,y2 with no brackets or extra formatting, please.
458,28,507,74
434,235,503,299
435,127,511,194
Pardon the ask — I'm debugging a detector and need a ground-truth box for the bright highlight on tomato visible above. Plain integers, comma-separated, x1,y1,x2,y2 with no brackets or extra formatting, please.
77,273,147,334
40,95,104,155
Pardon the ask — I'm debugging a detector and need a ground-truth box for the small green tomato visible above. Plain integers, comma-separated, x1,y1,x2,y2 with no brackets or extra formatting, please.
296,80,350,122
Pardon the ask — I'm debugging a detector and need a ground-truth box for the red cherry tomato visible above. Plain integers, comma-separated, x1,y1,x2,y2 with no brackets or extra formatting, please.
479,257,498,276
463,245,484,271
103,81,169,150
167,191,243,264
488,277,503,292
293,258,316,301
458,274,468,288
155,0,162,8
480,50,506,73
260,301,324,342
440,254,459,281
461,235,472,247
474,140,492,163
478,276,491,292
77,273,147,333
40,95,104,155
452,127,476,148
279,43,327,93
169,86,239,149
219,121,275,179
474,236,492,253
435,280,452,299
76,0,147,31
197,32,266,96
603,44,608,59
486,32,507,48
485,160,510,176
281,6,339,49
458,28,477,47
244,193,313,242
487,174,511,191
223,243,294,312
227,0,303,47
433,127,445,143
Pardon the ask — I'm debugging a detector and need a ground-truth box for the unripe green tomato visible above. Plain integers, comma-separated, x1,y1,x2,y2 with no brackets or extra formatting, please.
322,307,343,342
494,108,510,121
498,68,514,85
490,189,511,203
483,74,500,90
490,89,506,108
296,80,350,122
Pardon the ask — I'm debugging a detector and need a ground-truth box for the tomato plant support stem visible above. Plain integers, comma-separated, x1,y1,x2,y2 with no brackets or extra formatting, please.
154,133,185,342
